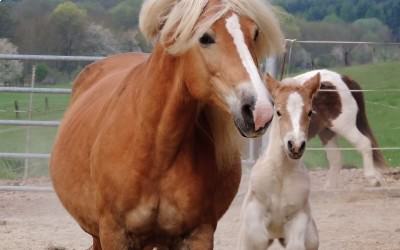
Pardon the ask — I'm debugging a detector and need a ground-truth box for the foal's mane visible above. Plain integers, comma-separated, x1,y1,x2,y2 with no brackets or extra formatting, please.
139,0,284,57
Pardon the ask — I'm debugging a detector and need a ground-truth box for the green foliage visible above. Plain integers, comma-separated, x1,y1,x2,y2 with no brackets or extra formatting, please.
272,0,400,40
110,0,143,30
36,64,49,83
0,5,15,38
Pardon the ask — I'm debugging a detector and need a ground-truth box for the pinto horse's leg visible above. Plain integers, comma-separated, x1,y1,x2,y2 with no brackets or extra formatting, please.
337,127,383,186
322,136,342,189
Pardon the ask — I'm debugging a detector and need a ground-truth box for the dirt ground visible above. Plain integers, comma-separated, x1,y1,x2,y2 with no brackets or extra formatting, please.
1,169,400,250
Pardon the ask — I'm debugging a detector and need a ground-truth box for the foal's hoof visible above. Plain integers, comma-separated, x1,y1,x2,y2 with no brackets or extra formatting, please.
366,174,384,187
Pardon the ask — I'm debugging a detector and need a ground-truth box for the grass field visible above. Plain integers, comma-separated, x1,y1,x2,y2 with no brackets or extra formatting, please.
0,61,399,179
0,83,71,179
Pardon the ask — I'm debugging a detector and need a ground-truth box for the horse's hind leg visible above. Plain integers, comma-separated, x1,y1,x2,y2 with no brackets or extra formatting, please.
320,133,342,189
336,126,383,186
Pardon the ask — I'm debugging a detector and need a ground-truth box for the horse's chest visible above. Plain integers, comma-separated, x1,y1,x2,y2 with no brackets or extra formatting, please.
125,166,214,235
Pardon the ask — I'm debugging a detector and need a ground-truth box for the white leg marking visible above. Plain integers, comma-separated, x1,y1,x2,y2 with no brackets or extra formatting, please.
324,136,343,190
335,127,383,186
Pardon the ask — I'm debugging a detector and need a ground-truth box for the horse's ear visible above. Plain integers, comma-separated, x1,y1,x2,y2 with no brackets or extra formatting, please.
264,73,280,98
304,73,321,99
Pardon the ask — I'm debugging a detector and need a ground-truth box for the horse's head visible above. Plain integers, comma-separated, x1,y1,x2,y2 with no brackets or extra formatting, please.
139,0,284,138
265,73,321,160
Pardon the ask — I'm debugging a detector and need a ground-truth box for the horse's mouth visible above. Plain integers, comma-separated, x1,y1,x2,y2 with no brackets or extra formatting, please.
234,118,271,138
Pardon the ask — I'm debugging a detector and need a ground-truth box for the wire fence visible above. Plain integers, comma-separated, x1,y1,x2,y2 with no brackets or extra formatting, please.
0,40,399,190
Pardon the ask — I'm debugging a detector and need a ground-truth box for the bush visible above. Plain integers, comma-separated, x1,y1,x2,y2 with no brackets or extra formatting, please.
36,63,49,83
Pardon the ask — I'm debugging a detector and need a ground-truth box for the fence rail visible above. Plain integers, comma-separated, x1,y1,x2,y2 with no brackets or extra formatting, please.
0,48,399,191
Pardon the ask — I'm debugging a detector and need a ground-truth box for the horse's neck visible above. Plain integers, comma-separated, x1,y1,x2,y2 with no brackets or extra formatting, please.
132,48,201,169
262,117,298,172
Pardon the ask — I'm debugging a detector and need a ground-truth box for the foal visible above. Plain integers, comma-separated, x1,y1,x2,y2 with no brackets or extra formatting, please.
239,74,321,250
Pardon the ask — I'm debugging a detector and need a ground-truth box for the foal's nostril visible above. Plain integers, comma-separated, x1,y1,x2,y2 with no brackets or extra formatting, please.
299,141,306,152
287,140,293,151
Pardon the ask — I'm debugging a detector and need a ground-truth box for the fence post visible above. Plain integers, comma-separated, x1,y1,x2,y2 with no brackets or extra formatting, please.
23,64,36,181
14,100,19,119
45,96,49,113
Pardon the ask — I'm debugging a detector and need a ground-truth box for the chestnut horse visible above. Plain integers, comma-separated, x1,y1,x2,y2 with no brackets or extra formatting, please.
50,0,284,249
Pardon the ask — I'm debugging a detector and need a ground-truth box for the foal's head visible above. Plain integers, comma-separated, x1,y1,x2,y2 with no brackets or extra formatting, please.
265,74,321,160
139,0,284,138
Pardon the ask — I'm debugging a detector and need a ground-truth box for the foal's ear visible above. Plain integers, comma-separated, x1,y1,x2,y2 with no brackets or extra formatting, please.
264,73,280,97
304,73,321,99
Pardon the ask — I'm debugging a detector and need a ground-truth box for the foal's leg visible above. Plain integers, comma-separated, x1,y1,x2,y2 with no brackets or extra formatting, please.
305,217,319,250
322,136,342,189
284,212,309,250
239,198,271,250
335,127,383,186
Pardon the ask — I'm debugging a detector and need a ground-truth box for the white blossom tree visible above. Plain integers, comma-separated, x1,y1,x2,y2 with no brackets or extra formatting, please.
0,39,23,86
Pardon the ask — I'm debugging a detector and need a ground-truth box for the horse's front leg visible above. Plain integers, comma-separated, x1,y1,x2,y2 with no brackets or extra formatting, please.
178,224,214,250
99,214,137,250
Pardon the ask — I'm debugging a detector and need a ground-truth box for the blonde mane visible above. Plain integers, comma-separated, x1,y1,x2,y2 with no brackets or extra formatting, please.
139,0,284,57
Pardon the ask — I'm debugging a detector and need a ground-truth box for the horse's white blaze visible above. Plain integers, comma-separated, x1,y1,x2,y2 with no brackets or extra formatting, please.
225,14,272,130
286,92,304,138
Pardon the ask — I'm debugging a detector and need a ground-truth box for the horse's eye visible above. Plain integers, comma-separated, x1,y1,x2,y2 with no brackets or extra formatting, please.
254,29,259,41
308,110,313,117
276,110,282,117
199,33,215,46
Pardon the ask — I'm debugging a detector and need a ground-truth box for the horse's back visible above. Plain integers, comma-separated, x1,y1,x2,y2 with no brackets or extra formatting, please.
71,52,149,103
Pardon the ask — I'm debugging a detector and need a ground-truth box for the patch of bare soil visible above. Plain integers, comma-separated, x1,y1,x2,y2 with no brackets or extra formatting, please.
1,169,400,250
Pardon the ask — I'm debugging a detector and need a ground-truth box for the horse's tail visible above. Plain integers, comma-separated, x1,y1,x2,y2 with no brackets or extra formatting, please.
341,75,389,170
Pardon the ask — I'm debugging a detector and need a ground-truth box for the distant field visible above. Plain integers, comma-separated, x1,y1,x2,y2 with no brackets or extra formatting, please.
303,61,400,169
0,61,399,179
0,83,71,179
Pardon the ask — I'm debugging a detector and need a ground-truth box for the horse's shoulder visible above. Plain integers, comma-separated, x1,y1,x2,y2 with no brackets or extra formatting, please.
71,52,149,102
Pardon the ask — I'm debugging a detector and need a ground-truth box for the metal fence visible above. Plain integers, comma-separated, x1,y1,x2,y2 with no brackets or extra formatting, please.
0,39,399,191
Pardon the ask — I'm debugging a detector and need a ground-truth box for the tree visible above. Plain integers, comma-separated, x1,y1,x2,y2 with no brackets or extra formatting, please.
0,5,15,39
110,0,143,30
84,23,121,55
49,1,88,56
0,39,23,86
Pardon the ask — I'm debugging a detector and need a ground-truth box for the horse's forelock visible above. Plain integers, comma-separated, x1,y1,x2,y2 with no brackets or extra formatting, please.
139,0,284,57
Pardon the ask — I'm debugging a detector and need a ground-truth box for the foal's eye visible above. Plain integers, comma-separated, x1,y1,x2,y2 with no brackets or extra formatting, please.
276,110,282,117
199,33,215,46
308,110,313,117
254,29,259,41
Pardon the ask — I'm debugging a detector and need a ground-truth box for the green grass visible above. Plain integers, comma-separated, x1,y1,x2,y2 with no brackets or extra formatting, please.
0,83,71,179
303,61,400,169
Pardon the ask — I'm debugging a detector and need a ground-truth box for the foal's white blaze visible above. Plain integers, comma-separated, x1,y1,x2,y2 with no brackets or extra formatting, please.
225,14,273,130
286,92,304,139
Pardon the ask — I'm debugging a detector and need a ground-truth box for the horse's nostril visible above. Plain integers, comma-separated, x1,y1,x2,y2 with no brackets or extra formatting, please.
241,104,253,121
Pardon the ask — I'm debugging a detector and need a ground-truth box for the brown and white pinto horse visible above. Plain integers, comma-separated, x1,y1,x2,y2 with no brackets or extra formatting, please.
50,0,283,249
286,69,388,188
